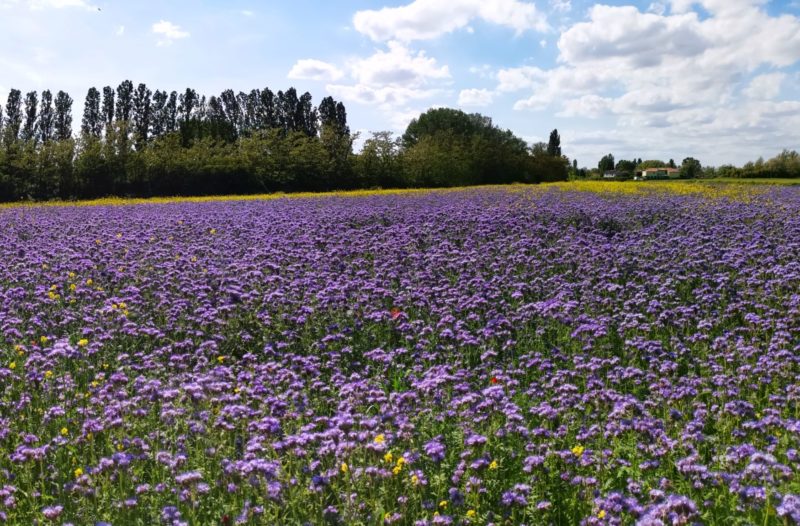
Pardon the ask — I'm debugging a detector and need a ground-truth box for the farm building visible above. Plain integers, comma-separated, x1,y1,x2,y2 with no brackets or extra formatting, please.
639,167,680,179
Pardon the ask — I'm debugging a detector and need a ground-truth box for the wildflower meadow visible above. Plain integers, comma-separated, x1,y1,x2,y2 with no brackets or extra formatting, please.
1,183,799,525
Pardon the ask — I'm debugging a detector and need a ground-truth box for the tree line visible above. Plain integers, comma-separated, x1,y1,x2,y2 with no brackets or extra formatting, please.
0,83,569,202
577,150,800,181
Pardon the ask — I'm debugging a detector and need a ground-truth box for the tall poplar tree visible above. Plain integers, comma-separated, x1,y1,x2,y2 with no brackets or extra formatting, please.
132,83,152,149
53,90,73,140
116,80,134,123
2,90,22,147
101,86,115,133
38,90,54,143
547,129,561,157
21,91,38,142
81,87,102,137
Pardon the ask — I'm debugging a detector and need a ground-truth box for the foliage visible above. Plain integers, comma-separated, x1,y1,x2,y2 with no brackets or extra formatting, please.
0,84,571,202
598,153,615,172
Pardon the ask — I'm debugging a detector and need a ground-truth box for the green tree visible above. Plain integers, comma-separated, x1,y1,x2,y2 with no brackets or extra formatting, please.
53,90,73,141
637,159,666,170
679,157,702,179
21,91,38,142
3,89,22,147
356,131,402,188
615,159,636,177
116,80,134,123
150,90,168,138
38,90,54,143
132,83,152,150
81,87,103,138
598,154,615,172
101,86,115,134
547,129,561,156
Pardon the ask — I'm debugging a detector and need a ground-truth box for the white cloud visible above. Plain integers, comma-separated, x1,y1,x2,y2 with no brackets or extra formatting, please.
499,2,800,163
348,41,450,87
152,20,190,46
327,41,451,107
352,0,548,42
469,64,494,78
326,84,444,106
288,59,344,82
743,72,786,99
116,25,125,36
458,88,494,106
549,0,571,13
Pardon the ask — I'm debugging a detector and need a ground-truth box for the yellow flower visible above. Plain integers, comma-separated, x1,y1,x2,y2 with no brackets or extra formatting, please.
86,278,93,286
392,465,402,476
91,380,99,388
384,513,391,521
598,510,606,519
489,460,498,470
209,228,217,234
68,272,76,279
384,452,393,463
217,356,225,364
374,434,385,445
74,468,83,478
411,474,419,485
341,462,348,474
396,456,406,466
439,500,448,509
116,233,122,238
571,445,585,457
77,339,88,347
69,283,76,292
86,432,93,441
40,336,49,345
60,427,68,436
233,386,241,394
466,509,477,519
9,362,16,370
44,370,53,379
49,284,57,291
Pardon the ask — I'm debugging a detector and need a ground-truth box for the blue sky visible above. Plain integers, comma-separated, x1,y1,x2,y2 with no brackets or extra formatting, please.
1,0,799,166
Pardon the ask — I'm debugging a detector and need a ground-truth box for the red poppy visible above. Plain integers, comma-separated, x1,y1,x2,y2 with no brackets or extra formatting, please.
490,377,499,384
390,307,402,321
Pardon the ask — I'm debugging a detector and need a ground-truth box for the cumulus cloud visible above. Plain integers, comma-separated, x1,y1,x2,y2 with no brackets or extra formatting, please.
496,2,800,162
353,0,548,42
326,41,450,107
152,20,190,46
288,59,344,82
458,88,494,107
743,72,786,99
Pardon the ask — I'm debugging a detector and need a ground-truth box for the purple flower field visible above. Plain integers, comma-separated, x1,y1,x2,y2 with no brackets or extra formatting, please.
1,186,799,525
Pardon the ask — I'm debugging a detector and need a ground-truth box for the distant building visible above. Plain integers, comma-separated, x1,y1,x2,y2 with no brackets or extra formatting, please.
639,167,680,179
603,170,618,179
